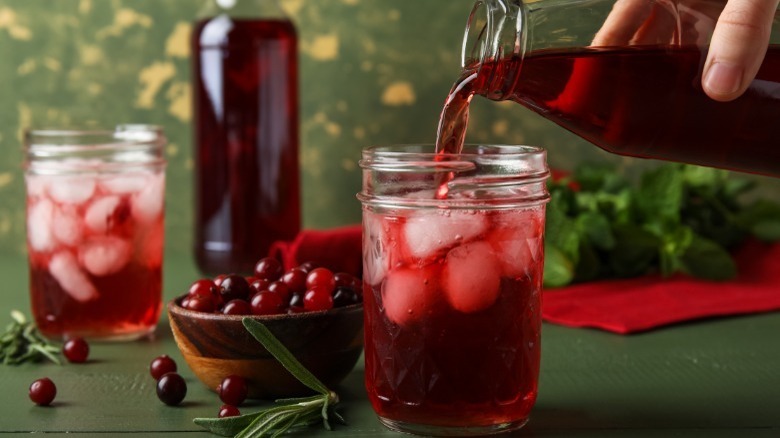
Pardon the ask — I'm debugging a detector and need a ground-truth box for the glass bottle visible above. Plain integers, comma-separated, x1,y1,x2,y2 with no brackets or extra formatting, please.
439,0,780,176
192,0,300,275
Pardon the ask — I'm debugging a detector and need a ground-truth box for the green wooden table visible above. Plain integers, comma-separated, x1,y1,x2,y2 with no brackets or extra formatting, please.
1,252,779,437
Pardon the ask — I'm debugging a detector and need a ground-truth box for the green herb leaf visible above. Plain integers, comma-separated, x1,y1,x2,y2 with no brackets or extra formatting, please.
609,225,660,278
195,320,341,437
681,235,737,281
543,244,574,288
576,212,615,250
242,318,329,396
1,310,60,366
637,165,684,222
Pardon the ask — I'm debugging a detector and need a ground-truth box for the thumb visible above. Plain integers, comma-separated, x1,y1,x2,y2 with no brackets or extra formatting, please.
702,0,780,102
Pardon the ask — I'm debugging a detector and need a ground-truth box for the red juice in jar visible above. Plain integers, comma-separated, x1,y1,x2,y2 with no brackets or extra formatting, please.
192,13,300,275
360,145,549,434
24,127,165,340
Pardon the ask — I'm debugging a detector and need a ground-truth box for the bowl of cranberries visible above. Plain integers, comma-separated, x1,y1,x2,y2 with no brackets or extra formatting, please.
167,258,364,399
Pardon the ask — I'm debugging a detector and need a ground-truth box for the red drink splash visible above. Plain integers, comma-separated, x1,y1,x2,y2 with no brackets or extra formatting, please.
193,18,300,275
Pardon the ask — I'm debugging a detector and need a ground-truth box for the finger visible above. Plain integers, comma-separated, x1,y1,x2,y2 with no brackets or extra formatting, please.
630,2,679,45
702,0,780,102
593,0,653,47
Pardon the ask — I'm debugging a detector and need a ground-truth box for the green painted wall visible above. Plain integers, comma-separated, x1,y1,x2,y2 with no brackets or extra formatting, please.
1,0,778,258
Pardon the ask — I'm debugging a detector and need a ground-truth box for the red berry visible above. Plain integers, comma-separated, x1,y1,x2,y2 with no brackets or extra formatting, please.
288,293,305,313
333,287,360,307
267,281,291,301
250,278,271,295
219,274,250,302
245,276,258,284
218,375,248,406
157,372,187,406
254,257,283,281
250,291,283,316
213,274,228,287
181,297,191,308
29,378,56,406
189,279,218,299
150,355,177,380
304,287,334,312
334,272,357,289
298,261,317,273
219,404,241,418
281,268,308,293
63,337,89,363
223,299,251,315
306,268,336,294
183,295,216,313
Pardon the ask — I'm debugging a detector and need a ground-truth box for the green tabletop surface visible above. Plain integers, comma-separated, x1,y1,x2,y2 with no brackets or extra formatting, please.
1,252,779,437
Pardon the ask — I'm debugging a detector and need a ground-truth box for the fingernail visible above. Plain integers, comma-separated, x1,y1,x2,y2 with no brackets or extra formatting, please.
704,62,742,96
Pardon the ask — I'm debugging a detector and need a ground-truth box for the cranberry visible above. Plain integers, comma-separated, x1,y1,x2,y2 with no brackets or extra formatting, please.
251,291,283,316
267,281,291,301
183,295,216,313
333,287,360,307
63,337,89,363
288,293,305,313
29,378,56,406
219,274,250,302
306,268,336,294
218,375,248,406
223,299,251,315
254,257,283,281
304,287,334,312
333,272,356,289
157,372,187,406
213,274,228,287
281,268,308,293
189,279,218,299
245,276,258,285
150,355,177,380
219,404,241,418
298,261,317,273
181,297,191,308
250,278,271,295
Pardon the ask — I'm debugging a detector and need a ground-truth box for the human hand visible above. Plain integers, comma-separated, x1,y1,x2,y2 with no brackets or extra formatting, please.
702,0,780,101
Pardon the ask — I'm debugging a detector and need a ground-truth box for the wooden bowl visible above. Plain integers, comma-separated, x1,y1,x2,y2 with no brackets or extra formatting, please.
167,296,364,399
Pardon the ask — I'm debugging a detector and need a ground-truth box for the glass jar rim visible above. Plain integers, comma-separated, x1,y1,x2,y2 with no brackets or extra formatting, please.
25,125,165,152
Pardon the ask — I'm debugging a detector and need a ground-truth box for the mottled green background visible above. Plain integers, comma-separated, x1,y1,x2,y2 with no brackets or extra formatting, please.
1,0,778,259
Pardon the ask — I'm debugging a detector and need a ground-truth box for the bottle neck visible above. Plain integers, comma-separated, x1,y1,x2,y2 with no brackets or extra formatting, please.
199,0,288,19
463,0,526,100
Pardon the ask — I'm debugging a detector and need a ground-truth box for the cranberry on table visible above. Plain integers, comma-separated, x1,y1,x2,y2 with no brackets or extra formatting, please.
218,375,248,406
63,337,89,363
219,274,251,302
304,286,334,312
219,404,241,418
150,355,178,380
306,268,336,294
250,291,283,316
267,281,291,301
29,378,56,406
223,299,251,315
157,372,187,406
254,257,283,281
281,268,308,294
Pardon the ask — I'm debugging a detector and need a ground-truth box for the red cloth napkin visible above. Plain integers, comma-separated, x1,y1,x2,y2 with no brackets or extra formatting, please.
268,225,363,277
542,240,780,334
269,226,780,334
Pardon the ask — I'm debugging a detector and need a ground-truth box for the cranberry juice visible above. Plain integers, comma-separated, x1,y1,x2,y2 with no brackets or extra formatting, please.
193,18,300,275
362,206,545,429
26,171,165,340
437,45,780,176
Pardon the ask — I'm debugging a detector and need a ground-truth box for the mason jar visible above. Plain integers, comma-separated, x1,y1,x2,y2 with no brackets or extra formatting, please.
358,144,550,436
24,125,166,341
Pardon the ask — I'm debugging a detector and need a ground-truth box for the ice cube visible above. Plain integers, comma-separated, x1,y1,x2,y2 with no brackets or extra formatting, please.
84,196,124,233
131,173,164,223
403,210,487,260
49,251,98,302
363,213,390,286
52,205,84,247
48,176,96,205
489,209,545,278
381,265,441,326
100,172,149,194
25,174,48,198
27,199,56,252
442,241,501,313
78,236,132,276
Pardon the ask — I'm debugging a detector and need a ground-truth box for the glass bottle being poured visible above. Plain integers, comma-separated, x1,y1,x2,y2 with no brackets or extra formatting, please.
436,0,780,177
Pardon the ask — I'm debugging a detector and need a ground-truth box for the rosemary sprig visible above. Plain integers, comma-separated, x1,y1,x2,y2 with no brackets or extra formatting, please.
193,318,345,437
0,310,61,365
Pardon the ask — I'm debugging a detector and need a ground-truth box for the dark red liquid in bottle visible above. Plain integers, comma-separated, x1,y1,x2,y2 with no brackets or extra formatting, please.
437,45,780,177
193,18,300,275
